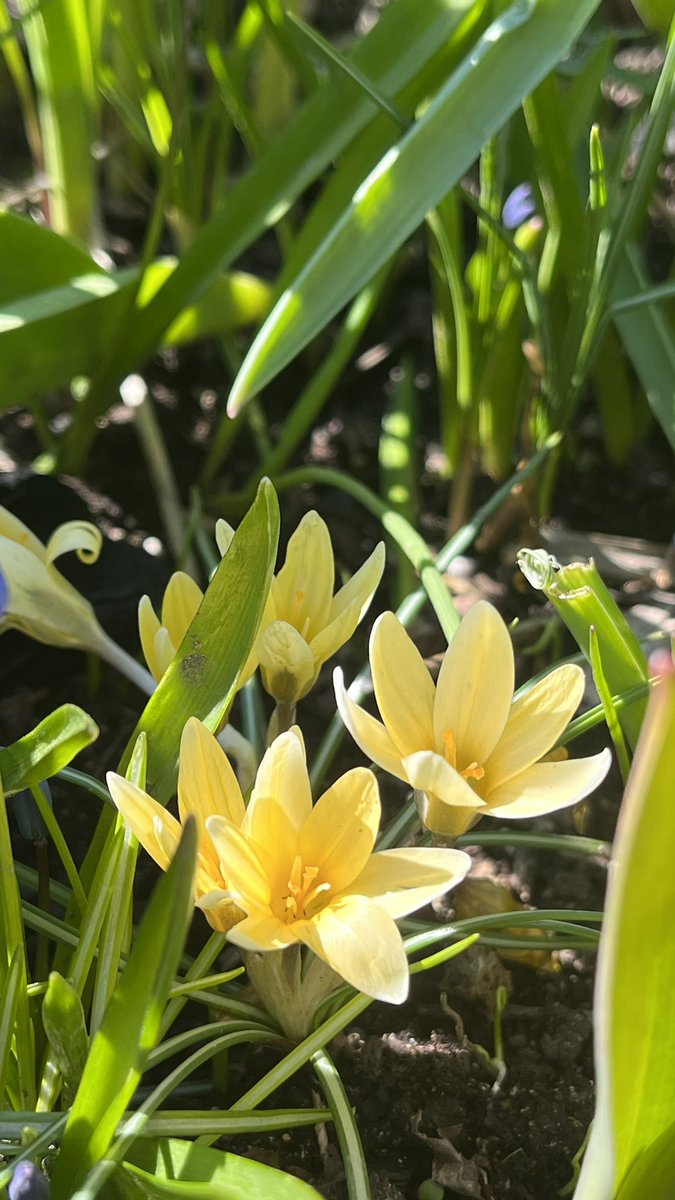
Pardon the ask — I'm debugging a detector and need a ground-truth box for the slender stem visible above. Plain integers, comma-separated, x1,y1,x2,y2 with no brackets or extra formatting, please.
96,633,156,696
312,1048,371,1200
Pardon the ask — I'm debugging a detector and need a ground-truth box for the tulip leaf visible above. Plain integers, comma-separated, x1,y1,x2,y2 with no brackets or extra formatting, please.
113,0,482,377
50,820,198,1200
227,0,602,413
0,214,271,411
119,479,279,802
0,704,99,795
113,1137,323,1200
573,665,675,1200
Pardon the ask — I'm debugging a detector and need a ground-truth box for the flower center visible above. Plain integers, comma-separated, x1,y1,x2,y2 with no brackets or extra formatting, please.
441,729,485,783
282,854,331,922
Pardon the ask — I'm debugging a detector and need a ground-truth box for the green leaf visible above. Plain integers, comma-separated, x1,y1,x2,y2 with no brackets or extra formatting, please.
0,704,99,795
227,0,602,413
573,664,675,1200
118,478,279,802
0,233,271,411
0,211,101,304
50,820,198,1200
41,972,89,1101
611,244,675,454
517,552,649,750
114,1137,323,1200
98,0,483,377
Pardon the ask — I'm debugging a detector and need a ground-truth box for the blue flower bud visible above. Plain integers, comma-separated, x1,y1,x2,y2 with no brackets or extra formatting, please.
502,182,536,230
8,1161,51,1200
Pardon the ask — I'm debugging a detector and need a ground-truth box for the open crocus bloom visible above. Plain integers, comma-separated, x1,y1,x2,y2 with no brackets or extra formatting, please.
253,511,385,705
107,718,246,934
334,602,612,839
205,728,470,1004
0,506,108,653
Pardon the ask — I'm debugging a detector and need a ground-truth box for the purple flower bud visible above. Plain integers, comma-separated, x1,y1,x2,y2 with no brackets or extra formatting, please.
502,182,536,230
10,780,53,843
0,567,7,619
8,1162,51,1200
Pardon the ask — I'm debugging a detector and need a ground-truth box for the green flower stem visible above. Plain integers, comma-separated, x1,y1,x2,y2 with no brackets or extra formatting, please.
29,783,87,914
243,946,341,1042
96,631,156,696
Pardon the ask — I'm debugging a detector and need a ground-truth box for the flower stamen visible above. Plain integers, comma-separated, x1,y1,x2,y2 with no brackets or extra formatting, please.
283,855,330,921
442,729,485,782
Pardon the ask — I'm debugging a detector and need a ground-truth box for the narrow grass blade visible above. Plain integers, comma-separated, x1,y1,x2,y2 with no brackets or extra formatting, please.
50,820,198,1199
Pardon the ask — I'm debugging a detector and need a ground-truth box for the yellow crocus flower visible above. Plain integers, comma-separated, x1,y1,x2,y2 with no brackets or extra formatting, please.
334,601,611,839
0,506,105,649
139,519,259,685
205,728,470,1004
138,571,204,683
254,510,385,705
106,717,246,934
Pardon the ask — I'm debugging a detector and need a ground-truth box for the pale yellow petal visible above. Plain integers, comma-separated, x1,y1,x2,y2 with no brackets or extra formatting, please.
402,750,486,810
0,509,46,559
0,538,103,651
246,729,311,842
272,511,334,636
152,626,178,679
484,748,612,818
350,847,471,919
297,895,409,1004
206,815,273,910
329,541,385,624
106,772,182,870
257,619,317,703
414,789,482,839
484,664,585,791
45,520,102,566
215,519,235,556
160,572,203,648
178,717,246,831
138,595,164,681
308,599,362,671
333,667,406,781
433,601,514,766
370,612,435,755
298,767,379,893
195,890,244,934
226,911,298,951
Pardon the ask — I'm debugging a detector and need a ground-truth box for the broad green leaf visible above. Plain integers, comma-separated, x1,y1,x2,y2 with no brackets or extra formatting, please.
42,972,89,1101
574,664,675,1200
227,0,602,413
114,1137,323,1200
0,241,271,410
94,0,483,379
0,211,101,304
118,479,279,802
0,704,98,795
50,821,198,1200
